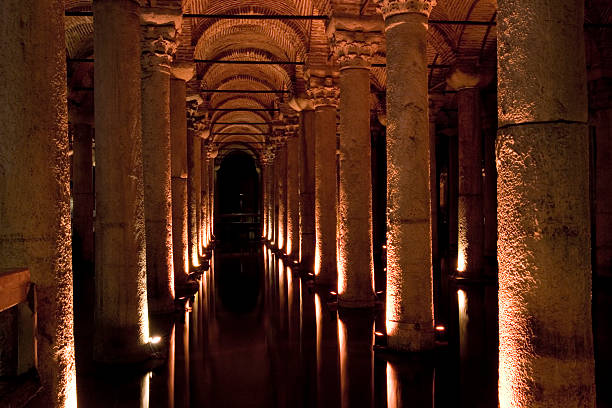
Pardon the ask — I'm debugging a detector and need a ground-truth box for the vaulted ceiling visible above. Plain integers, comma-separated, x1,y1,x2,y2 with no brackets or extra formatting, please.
64,0,503,155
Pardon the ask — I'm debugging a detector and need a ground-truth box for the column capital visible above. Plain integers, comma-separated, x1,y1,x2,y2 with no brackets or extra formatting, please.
375,0,437,19
261,145,276,165
446,57,492,90
330,29,383,69
270,126,289,146
141,23,178,72
306,75,340,108
171,62,195,81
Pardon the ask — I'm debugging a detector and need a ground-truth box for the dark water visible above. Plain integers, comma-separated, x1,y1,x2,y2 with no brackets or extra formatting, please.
75,243,508,408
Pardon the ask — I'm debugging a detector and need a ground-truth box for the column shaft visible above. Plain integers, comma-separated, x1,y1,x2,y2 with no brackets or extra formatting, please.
299,110,316,269
337,66,375,307
0,0,76,404
384,9,434,350
497,0,595,405
286,136,300,259
315,105,338,285
93,0,149,361
170,78,189,289
201,143,209,249
187,131,201,267
277,144,288,251
142,53,174,312
457,87,484,277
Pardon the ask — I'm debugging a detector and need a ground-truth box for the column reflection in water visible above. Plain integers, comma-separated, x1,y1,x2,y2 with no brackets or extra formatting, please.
385,358,434,408
301,275,318,407
338,309,373,408
457,286,497,407
149,326,175,408
175,309,190,408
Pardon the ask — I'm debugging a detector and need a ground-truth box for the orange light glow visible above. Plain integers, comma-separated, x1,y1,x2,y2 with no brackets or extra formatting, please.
457,249,466,272
435,325,445,332
386,362,399,408
374,331,384,337
192,251,200,268
314,245,321,277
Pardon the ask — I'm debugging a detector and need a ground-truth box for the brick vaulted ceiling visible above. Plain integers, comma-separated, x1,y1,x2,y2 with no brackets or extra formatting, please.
64,0,502,149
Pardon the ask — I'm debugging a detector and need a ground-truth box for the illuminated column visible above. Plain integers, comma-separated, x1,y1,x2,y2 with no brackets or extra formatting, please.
272,130,288,252
206,151,216,243
141,14,180,312
93,0,149,363
299,110,316,269
0,0,76,404
285,124,301,259
170,65,193,290
497,0,595,405
187,100,203,268
308,76,339,286
332,25,379,307
379,0,435,350
201,139,209,250
447,66,484,278
262,147,276,240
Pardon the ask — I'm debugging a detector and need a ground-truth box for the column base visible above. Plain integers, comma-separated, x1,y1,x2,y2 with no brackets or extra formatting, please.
386,320,435,352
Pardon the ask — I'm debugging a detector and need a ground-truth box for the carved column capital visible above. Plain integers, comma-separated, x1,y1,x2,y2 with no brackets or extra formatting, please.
306,75,340,108
261,145,276,165
141,23,178,73
376,0,436,19
270,127,289,146
331,30,382,69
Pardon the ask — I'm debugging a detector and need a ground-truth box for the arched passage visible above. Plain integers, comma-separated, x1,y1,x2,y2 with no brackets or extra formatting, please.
215,149,261,244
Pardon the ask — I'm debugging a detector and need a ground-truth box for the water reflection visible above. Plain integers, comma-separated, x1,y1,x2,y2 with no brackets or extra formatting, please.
75,243,501,408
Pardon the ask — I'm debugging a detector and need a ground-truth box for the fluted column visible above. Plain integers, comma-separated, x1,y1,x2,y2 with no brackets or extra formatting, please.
497,0,595,405
299,110,316,269
308,76,339,286
141,14,180,312
0,0,76,404
170,65,193,291
93,0,149,363
378,0,435,350
187,101,203,268
331,26,380,307
285,125,301,259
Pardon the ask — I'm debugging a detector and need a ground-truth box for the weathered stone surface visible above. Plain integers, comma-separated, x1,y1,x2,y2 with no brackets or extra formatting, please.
497,0,587,126
337,65,376,308
93,0,150,364
170,78,189,289
497,123,595,407
384,10,434,350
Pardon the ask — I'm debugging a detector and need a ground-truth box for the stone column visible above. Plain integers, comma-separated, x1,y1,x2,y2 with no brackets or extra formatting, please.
299,110,316,269
200,140,210,250
207,149,217,242
272,130,288,252
170,65,193,291
378,0,435,350
332,26,379,307
308,77,339,286
447,67,484,278
262,147,276,241
0,0,76,404
187,101,203,268
93,0,149,363
497,0,595,405
285,125,301,260
141,14,180,312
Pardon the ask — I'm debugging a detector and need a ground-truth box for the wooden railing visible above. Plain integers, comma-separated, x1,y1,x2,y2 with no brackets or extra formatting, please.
0,268,37,376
